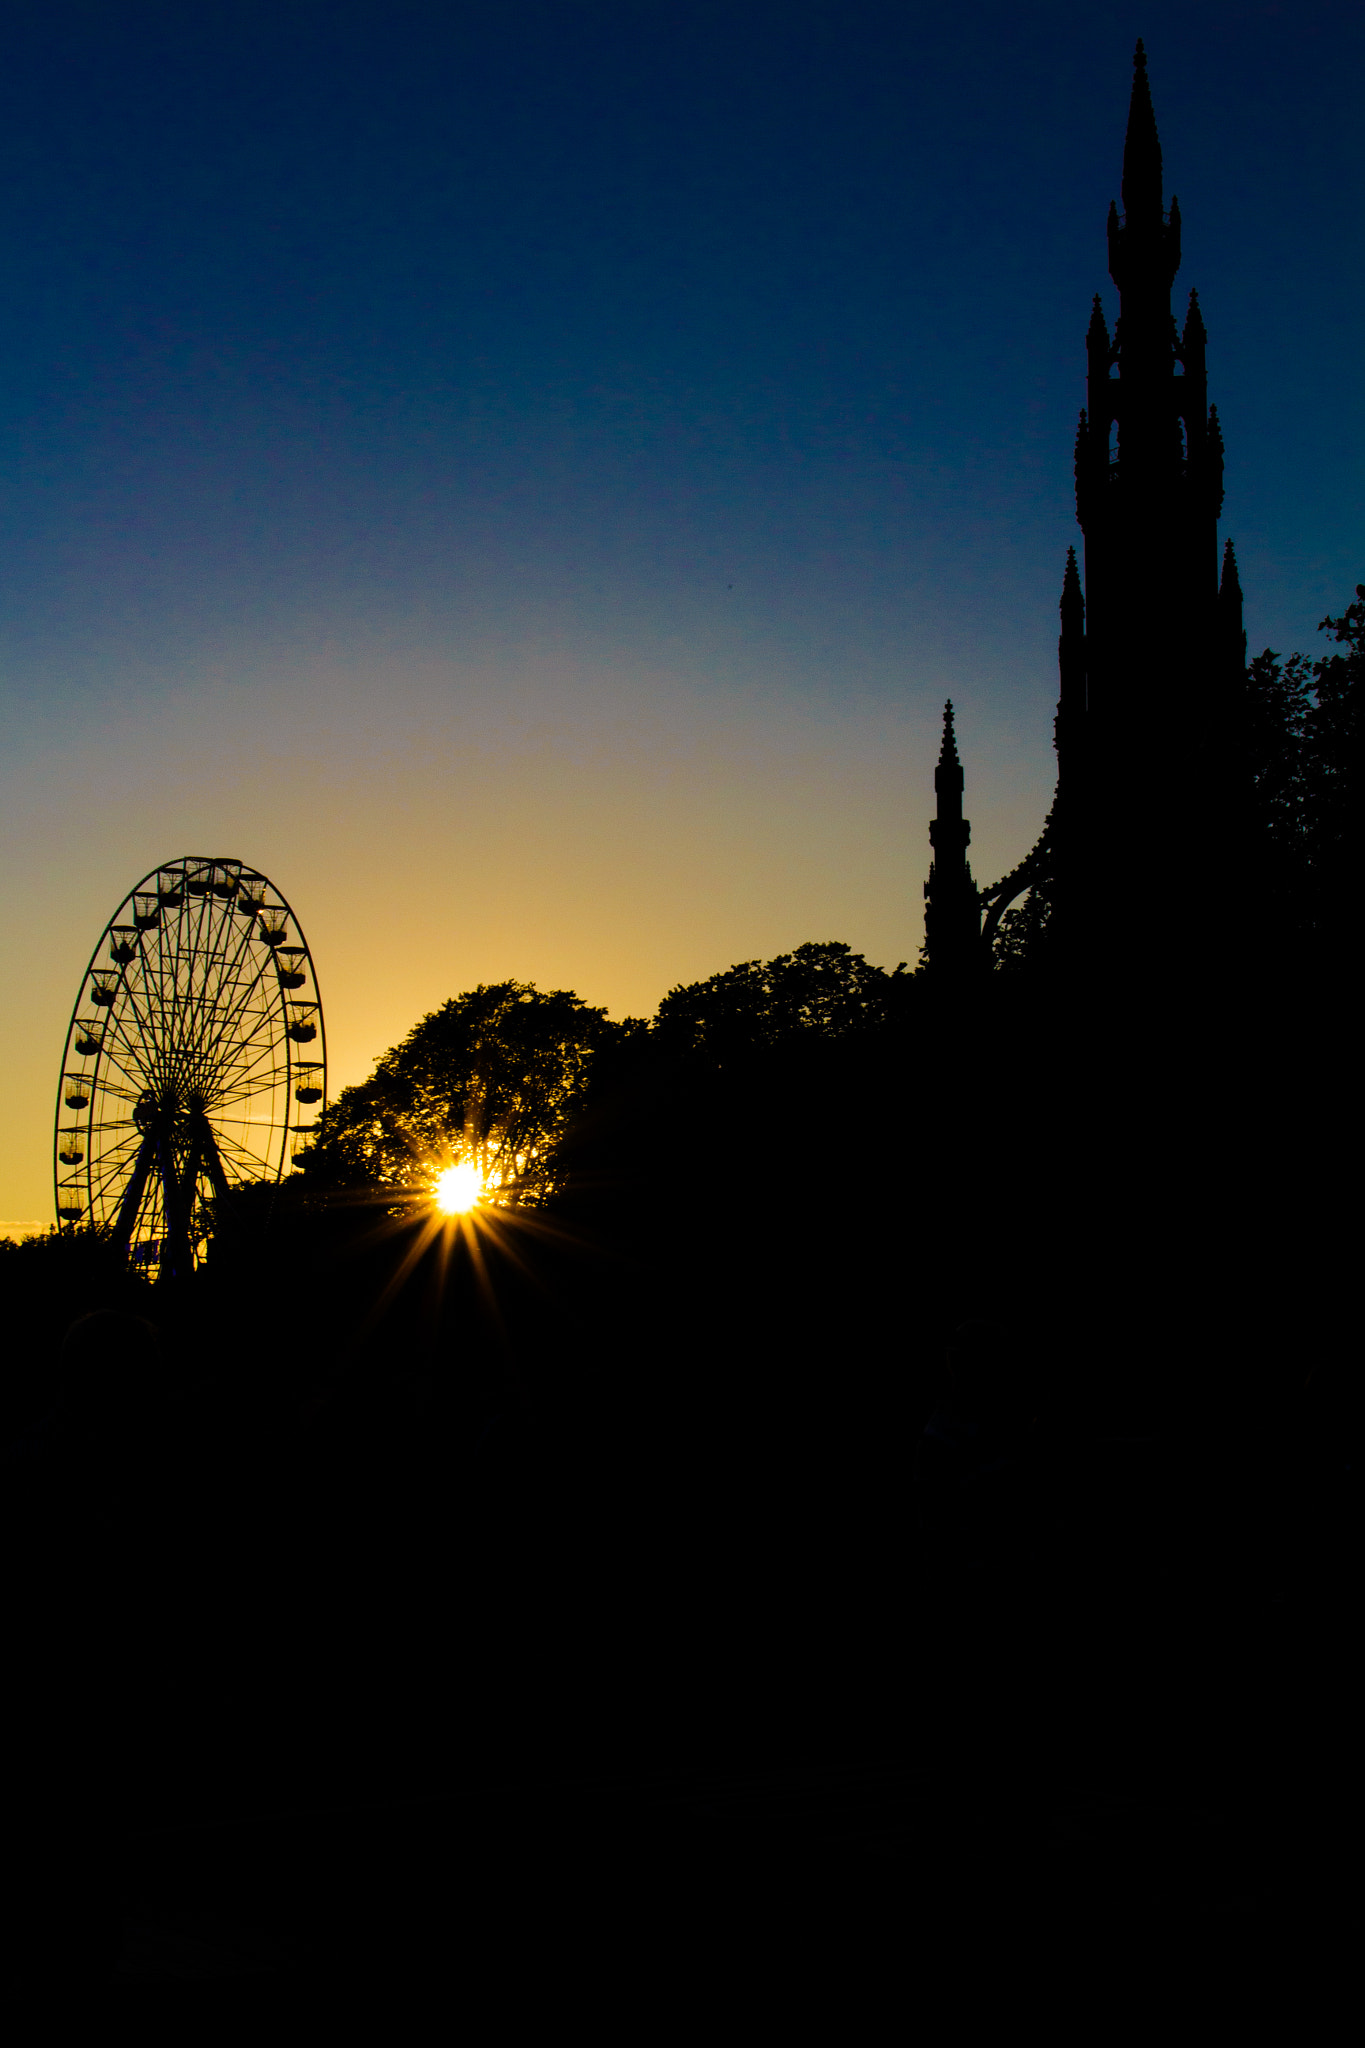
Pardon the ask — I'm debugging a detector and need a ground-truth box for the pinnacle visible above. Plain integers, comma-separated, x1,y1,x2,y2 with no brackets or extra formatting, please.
1220,537,1243,600
1121,37,1164,224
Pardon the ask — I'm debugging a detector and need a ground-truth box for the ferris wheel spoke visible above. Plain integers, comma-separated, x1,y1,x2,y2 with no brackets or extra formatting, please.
198,935,279,1065
167,892,260,1073
212,1147,276,1188
164,883,212,1050
88,1155,147,1196
212,1002,288,1082
88,1109,149,1146
181,951,266,1079
138,921,168,1063
92,1062,150,1101
211,1078,291,1121
112,991,163,1089
212,1071,292,1113
88,1123,146,1155
99,995,165,1089
90,1110,146,1146
199,1023,287,1111
135,954,176,1068
211,1094,287,1135
127,910,182,1066
162,897,193,1052
213,1130,283,1180
183,891,254,1051
212,1091,284,1137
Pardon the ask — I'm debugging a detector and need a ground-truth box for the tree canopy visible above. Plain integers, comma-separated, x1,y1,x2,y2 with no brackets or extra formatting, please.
991,873,1055,976
304,982,622,1203
1244,581,1361,948
296,945,913,1208
651,941,910,1064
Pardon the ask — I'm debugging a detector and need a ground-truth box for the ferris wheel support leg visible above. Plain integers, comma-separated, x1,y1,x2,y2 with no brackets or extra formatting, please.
159,1128,196,1283
197,1121,238,1252
200,1123,232,1212
110,1132,158,1257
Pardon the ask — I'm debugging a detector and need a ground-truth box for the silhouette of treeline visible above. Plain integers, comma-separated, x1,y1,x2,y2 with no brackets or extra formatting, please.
299,940,914,1200
2,918,1349,1816
0,773,1353,1989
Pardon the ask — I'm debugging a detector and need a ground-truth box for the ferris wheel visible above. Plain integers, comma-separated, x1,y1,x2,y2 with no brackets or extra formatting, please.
55,857,326,1278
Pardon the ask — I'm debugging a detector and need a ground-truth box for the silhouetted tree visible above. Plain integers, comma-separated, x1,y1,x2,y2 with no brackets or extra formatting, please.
304,981,628,1203
991,874,1055,976
1244,645,1314,920
652,941,910,1064
1244,581,1360,949
1303,583,1361,939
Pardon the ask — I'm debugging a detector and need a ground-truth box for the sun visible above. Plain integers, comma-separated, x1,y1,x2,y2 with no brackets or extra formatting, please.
434,1162,483,1214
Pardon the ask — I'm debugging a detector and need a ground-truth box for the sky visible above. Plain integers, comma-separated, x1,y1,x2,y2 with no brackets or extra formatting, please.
2,0,1361,1227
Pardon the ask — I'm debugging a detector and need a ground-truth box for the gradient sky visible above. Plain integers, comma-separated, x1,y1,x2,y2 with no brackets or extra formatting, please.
2,0,1361,1225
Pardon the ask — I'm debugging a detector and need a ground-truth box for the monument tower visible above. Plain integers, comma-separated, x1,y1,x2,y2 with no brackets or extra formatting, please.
922,701,984,982
926,43,1247,983
1059,39,1246,967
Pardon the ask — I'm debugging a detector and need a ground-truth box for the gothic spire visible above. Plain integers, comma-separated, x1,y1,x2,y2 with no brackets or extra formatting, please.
924,700,980,979
1121,39,1164,226
1219,536,1242,604
1218,538,1246,681
1055,547,1086,786
937,699,960,769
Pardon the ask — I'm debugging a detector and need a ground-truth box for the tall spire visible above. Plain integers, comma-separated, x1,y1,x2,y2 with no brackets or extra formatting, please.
1218,537,1245,673
1121,39,1163,226
937,699,961,774
1051,41,1240,991
1219,535,1242,605
923,700,983,979
1107,40,1180,305
1055,547,1086,783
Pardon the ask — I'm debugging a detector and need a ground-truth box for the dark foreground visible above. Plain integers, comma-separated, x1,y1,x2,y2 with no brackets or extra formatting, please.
108,1739,1341,2014
11,1476,1352,2017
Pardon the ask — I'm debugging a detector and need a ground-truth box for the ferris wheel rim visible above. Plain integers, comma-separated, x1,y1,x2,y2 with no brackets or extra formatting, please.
54,855,327,1272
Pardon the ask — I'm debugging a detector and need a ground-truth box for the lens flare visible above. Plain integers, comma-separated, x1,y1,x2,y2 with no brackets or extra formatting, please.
434,1162,483,1214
